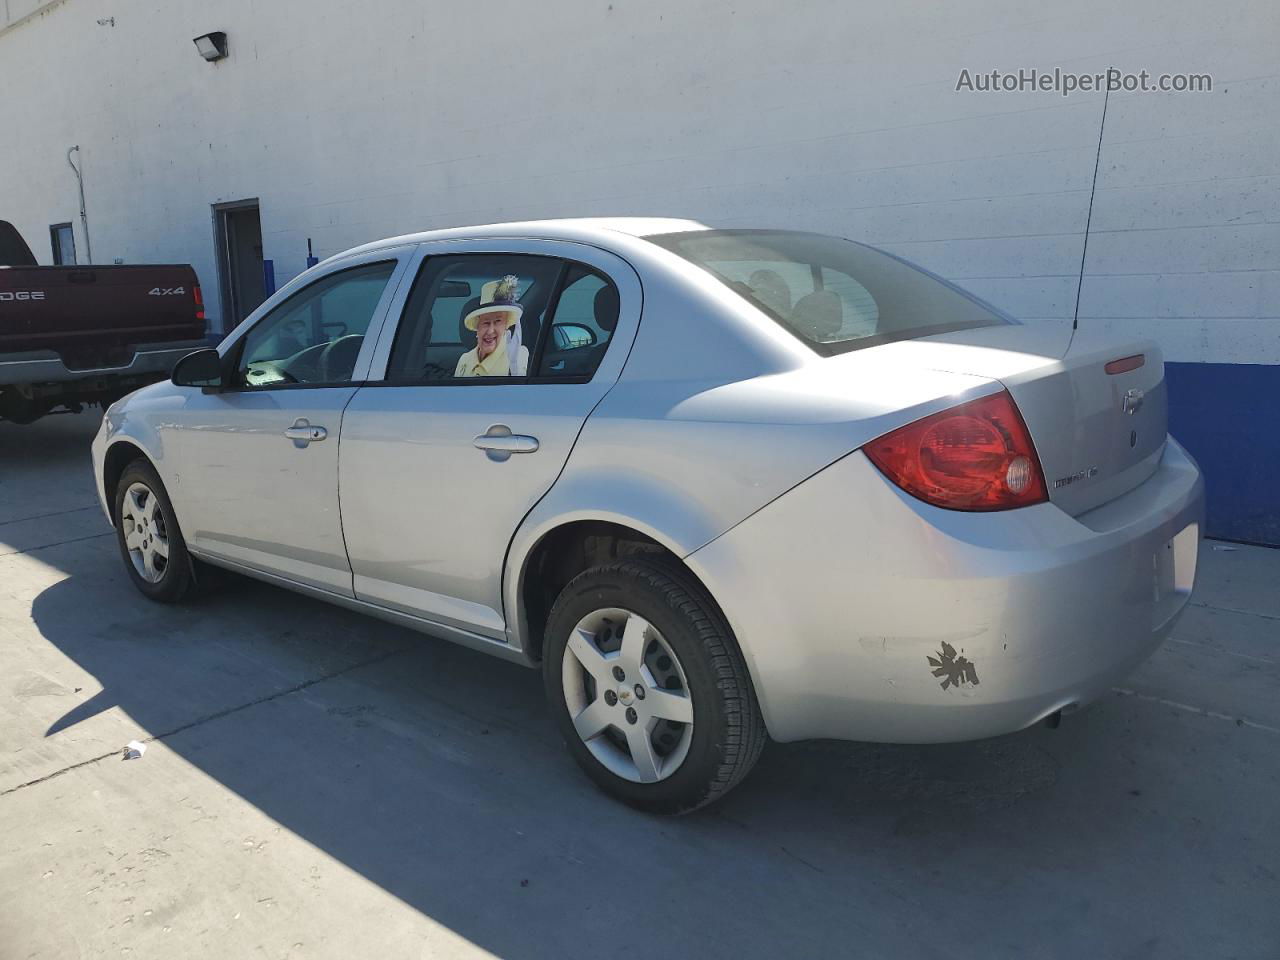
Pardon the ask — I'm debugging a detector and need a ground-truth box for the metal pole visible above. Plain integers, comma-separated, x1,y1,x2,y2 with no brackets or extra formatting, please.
66,146,93,263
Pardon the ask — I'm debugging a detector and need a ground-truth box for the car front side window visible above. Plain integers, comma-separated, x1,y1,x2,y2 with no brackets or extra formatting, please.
235,261,396,388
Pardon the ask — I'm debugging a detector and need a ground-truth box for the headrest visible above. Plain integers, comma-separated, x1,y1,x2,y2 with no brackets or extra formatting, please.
593,285,620,332
792,290,842,338
749,269,792,316
458,296,480,343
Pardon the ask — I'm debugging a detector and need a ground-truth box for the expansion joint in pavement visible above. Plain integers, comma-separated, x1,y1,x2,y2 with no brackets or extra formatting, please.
0,531,114,558
0,645,413,798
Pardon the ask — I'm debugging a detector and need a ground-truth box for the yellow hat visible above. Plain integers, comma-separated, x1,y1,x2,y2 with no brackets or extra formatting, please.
463,275,524,331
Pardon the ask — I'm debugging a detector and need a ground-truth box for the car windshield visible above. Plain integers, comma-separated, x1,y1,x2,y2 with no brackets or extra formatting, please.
646,229,1010,356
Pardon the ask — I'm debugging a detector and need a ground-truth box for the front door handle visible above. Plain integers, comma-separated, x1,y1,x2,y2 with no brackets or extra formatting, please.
474,424,539,462
284,418,328,447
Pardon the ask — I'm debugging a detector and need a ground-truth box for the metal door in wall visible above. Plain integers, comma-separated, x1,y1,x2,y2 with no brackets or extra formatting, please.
212,199,267,332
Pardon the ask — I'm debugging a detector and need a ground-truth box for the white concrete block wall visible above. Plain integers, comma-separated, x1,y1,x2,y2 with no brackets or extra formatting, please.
1,0,1277,360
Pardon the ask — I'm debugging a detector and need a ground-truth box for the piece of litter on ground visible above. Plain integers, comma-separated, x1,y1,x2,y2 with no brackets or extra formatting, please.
122,740,147,760
1212,544,1239,551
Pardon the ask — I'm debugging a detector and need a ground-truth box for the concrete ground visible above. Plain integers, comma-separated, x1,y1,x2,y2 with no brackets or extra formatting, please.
1,413,1276,960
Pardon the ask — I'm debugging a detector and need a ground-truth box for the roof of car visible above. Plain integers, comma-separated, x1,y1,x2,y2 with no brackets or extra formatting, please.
324,218,712,265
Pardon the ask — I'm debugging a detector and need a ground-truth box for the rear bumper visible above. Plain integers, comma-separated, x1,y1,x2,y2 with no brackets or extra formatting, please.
686,437,1205,744
0,340,207,387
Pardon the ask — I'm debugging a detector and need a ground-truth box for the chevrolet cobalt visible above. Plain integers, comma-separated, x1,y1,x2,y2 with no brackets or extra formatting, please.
93,220,1203,813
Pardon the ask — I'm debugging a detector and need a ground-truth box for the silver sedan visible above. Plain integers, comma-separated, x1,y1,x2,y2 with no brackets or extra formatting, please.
92,219,1204,813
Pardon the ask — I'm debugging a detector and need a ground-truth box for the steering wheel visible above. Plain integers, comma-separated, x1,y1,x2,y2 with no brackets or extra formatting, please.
318,334,364,382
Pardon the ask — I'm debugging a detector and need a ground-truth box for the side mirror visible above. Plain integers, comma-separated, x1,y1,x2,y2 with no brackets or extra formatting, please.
553,322,597,350
171,348,224,389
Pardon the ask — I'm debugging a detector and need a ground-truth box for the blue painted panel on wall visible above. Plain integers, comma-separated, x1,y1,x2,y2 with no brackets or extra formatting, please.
1166,361,1279,545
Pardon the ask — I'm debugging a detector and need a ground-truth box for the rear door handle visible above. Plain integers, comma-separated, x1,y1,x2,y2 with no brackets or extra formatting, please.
474,424,539,461
284,418,328,446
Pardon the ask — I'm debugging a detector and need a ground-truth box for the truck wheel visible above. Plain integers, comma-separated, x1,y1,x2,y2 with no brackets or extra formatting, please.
113,459,196,603
0,387,49,424
543,560,766,814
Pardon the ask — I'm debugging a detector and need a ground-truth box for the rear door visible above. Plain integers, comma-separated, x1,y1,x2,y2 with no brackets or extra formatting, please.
338,238,640,639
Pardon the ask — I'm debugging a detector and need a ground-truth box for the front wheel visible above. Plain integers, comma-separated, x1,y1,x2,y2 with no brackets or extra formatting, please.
113,459,197,603
543,560,766,814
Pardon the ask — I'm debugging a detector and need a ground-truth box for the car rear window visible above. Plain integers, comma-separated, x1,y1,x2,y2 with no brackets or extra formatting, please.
646,229,1010,356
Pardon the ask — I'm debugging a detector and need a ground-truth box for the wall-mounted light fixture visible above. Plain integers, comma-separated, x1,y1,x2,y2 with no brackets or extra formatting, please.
193,31,228,62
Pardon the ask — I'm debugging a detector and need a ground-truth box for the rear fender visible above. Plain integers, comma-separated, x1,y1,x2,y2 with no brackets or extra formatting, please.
503,470,724,654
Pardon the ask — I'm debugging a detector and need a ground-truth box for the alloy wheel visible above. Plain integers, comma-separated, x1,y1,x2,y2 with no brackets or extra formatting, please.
120,481,170,584
560,607,695,783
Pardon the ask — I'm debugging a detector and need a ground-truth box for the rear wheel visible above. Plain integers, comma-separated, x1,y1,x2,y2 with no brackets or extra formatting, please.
113,459,196,603
543,560,765,814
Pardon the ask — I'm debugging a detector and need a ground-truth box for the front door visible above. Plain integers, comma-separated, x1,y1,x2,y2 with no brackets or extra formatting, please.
169,254,406,594
339,243,637,639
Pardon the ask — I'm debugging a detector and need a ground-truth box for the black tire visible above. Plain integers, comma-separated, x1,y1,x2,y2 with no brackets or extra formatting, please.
112,458,197,603
543,559,766,814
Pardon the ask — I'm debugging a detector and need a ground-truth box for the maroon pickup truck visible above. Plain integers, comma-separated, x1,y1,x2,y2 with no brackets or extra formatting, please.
1,220,208,424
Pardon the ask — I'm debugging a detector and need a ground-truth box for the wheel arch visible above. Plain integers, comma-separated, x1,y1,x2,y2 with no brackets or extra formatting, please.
102,438,153,523
510,514,735,668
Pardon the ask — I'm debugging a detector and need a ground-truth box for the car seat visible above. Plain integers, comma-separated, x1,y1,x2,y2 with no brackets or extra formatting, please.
581,285,619,375
791,289,842,339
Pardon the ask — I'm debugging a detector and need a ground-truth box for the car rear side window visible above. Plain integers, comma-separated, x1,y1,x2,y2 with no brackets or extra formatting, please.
647,229,1008,356
386,255,618,383
534,265,617,378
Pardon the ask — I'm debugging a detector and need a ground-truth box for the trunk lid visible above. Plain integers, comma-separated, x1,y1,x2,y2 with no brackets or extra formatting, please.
875,323,1167,516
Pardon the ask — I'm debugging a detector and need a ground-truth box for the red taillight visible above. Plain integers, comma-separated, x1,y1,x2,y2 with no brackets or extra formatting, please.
193,283,205,322
864,390,1048,511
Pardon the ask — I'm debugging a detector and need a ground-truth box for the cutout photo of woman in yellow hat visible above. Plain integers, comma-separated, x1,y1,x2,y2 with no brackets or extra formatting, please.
455,274,529,377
